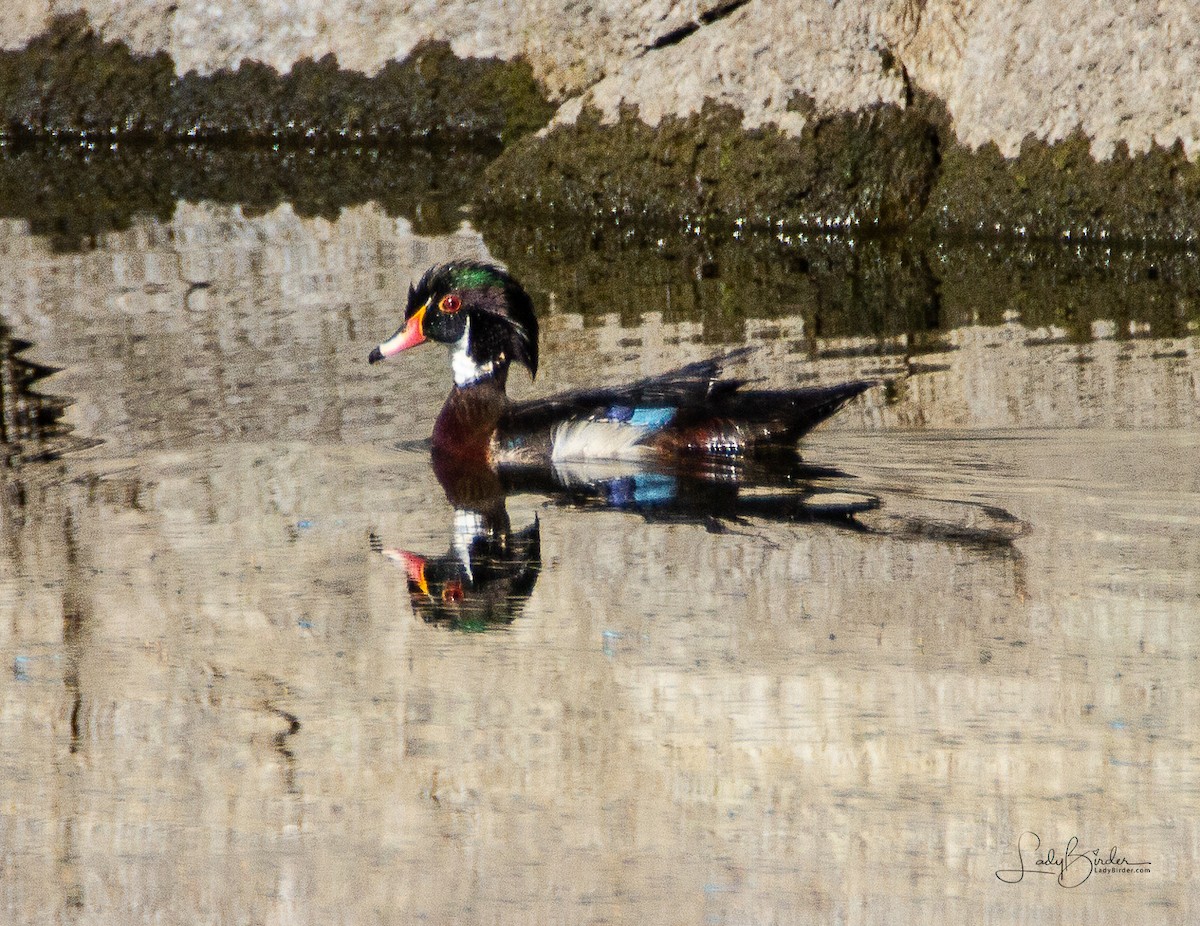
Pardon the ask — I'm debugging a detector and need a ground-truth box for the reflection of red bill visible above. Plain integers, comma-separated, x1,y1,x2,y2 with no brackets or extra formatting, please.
400,552,429,596
382,548,430,596
368,303,427,363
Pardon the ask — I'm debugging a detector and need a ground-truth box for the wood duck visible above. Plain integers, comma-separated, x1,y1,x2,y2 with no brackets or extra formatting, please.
368,261,874,488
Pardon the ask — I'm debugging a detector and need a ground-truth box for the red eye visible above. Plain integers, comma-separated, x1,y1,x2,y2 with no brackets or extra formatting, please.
439,294,462,314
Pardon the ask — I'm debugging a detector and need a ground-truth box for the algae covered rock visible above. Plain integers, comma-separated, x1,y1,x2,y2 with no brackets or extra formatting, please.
482,100,939,234
0,13,554,145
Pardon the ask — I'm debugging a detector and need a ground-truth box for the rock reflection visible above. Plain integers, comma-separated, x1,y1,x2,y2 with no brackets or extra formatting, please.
0,315,75,463
0,141,495,251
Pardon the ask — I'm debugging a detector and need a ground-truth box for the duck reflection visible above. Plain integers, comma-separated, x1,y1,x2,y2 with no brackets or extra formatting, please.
373,505,541,632
517,458,878,528
373,441,1035,631
374,453,890,630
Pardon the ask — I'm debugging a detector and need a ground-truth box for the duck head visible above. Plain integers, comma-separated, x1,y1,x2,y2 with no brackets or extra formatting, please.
368,261,539,387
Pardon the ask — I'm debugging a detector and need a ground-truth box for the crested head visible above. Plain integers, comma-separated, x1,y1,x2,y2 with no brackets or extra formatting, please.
369,260,539,385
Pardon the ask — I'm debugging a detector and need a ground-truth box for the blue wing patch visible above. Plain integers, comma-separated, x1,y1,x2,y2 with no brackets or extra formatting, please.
601,405,634,423
630,407,675,429
605,473,678,507
600,406,675,429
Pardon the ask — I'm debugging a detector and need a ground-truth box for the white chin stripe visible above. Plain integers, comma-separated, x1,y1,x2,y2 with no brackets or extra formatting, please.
451,321,496,386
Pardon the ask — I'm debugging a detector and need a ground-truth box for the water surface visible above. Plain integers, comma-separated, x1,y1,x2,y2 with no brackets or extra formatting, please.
0,203,1197,924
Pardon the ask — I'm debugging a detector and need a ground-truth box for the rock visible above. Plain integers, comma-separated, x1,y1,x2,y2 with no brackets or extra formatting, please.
5,0,1196,161
3,2,1200,243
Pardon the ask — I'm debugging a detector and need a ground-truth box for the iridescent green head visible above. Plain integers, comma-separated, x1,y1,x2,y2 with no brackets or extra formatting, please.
368,261,539,383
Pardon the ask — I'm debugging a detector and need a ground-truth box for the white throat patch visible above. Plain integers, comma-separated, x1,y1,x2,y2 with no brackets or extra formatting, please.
450,319,496,387
452,509,485,581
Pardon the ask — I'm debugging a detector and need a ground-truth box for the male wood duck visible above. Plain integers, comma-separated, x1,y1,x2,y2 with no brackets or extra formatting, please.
368,261,873,486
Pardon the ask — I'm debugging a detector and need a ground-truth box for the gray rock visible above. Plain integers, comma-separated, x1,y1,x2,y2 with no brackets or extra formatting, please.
3,0,1197,159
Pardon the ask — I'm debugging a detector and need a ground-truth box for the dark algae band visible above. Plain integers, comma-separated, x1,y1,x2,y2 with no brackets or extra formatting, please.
481,92,1200,248
0,147,1195,344
476,219,1200,344
0,13,554,146
482,99,941,235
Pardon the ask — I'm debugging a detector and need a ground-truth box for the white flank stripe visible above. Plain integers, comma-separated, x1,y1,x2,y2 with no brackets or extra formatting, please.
550,419,655,463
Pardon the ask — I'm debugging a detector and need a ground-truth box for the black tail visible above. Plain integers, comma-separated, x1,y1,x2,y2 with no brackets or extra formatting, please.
732,380,876,447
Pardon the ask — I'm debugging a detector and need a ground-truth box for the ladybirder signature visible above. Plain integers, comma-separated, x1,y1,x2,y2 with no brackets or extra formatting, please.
995,832,1152,888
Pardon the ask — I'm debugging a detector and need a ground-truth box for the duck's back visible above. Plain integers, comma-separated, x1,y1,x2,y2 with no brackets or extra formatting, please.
494,351,873,465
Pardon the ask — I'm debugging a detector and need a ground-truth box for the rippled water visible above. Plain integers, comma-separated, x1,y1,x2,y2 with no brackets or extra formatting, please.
0,202,1197,924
